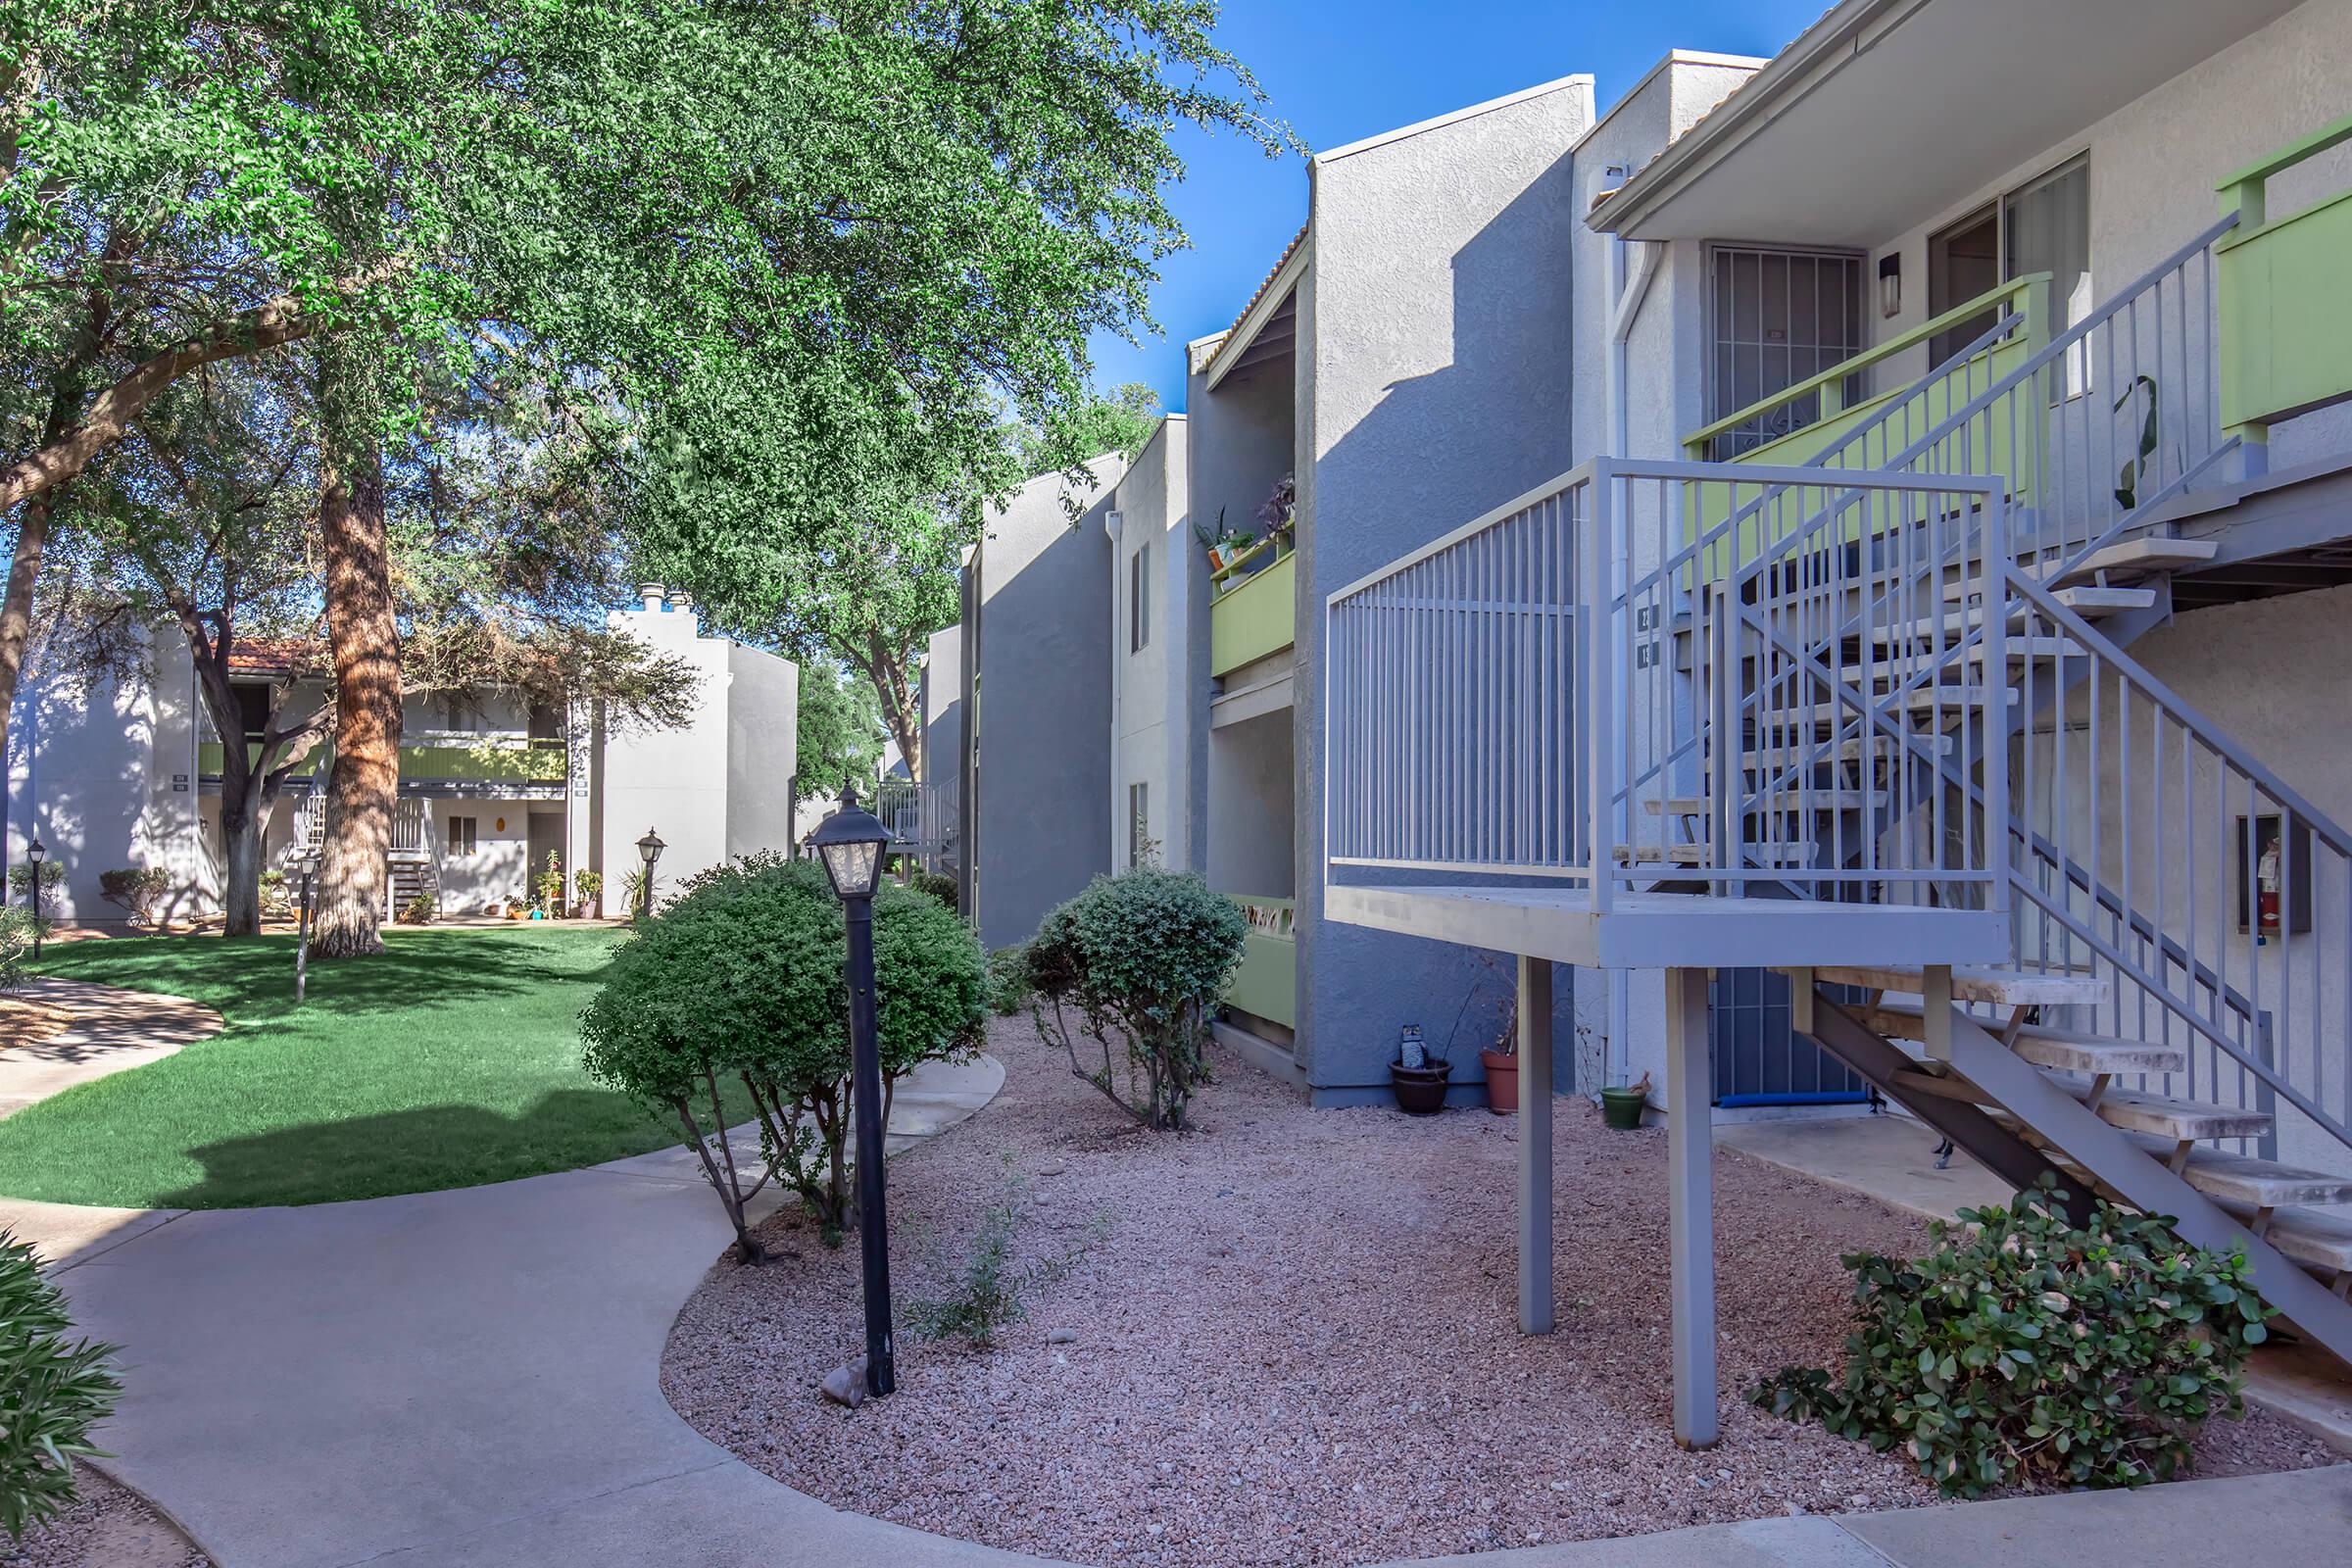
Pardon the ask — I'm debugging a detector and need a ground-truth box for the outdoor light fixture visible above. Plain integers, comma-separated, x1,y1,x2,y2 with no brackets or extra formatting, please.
810,788,897,1397
634,827,664,921
1879,253,1902,319
25,834,45,958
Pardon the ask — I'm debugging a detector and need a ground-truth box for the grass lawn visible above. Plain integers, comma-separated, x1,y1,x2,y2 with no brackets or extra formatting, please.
0,926,736,1209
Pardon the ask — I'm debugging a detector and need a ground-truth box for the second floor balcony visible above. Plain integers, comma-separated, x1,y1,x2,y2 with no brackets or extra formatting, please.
199,733,568,797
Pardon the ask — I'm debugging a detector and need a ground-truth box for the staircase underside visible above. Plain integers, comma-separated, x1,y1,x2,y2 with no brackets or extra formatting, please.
1323,883,2008,970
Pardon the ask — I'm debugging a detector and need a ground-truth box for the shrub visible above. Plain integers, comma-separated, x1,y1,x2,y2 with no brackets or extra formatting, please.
986,943,1033,1016
259,869,292,918
579,854,984,1255
0,909,35,991
1753,1178,2268,1496
1021,866,1246,1130
5,861,62,901
618,865,658,920
97,866,173,926
907,1156,1105,1348
0,1232,121,1539
397,891,437,926
910,869,958,912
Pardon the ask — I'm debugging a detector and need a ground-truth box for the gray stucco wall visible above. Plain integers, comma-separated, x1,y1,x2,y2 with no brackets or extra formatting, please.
1296,76,1595,1104
724,642,799,858
970,459,1121,950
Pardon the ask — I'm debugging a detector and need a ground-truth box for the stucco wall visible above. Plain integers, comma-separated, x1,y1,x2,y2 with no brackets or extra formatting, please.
431,800,534,912
1296,74,1595,1104
969,458,1120,950
1108,416,1199,874
723,642,798,858
600,598,730,899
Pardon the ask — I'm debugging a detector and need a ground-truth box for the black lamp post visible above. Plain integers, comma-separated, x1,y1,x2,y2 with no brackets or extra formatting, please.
25,834,45,958
810,788,896,1398
634,827,664,922
294,850,319,1003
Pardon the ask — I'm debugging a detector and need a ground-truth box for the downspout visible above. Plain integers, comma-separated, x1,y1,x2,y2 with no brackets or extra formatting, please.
1596,164,1658,1092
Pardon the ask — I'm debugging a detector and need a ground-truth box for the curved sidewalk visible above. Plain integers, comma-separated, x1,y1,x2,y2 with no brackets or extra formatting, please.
28,1044,2352,1568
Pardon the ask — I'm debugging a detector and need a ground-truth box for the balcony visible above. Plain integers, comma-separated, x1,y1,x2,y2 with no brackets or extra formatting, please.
199,737,567,791
1210,539,1295,677
1224,897,1296,1029
2217,109,2352,442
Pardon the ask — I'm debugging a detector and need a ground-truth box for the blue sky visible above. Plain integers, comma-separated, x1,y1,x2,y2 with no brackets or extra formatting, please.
1088,0,1830,414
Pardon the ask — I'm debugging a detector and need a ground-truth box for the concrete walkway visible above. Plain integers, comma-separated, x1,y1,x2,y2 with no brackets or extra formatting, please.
22,1062,2352,1568
0,975,221,1119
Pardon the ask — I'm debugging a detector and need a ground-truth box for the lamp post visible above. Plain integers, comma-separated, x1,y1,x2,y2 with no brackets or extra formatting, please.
634,827,664,922
294,850,319,1003
810,788,896,1398
25,835,45,959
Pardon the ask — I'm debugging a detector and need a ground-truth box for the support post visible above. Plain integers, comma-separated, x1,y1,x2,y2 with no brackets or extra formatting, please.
846,891,897,1397
1517,955,1554,1335
1665,965,1718,1448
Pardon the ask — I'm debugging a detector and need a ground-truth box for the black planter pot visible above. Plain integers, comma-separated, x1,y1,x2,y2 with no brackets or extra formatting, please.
1390,1059,1451,1115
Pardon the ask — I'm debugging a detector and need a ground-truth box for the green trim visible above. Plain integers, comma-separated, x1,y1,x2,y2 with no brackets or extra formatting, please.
2216,115,2352,436
197,739,566,784
1226,896,1297,1029
2216,107,2352,213
1210,551,1296,675
1683,273,2047,459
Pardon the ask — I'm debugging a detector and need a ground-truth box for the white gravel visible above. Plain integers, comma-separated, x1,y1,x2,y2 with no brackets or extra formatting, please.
0,1465,209,1568
662,1016,2338,1567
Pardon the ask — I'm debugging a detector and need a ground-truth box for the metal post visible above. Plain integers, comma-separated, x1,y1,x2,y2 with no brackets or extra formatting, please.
29,870,42,959
846,891,896,1396
296,865,314,1003
1666,965,1718,1448
1517,955,1554,1334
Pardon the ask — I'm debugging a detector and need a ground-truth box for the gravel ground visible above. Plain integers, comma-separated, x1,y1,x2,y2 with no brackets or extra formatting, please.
664,1016,2339,1568
0,1465,209,1568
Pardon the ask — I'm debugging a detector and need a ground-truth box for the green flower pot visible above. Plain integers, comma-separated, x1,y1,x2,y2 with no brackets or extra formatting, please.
1600,1086,1648,1131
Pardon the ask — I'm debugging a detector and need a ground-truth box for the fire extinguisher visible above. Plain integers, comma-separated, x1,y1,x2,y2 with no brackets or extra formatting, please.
2257,837,2281,945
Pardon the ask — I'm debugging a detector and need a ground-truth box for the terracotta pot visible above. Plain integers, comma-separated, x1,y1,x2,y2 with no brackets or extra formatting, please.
1481,1048,1519,1115
1390,1060,1451,1115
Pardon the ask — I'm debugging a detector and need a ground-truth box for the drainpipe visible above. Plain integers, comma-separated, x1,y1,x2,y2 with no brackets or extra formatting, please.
1597,165,1658,1092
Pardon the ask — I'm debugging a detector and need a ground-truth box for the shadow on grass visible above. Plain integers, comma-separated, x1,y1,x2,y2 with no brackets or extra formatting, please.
154,1088,679,1209
31,928,624,1028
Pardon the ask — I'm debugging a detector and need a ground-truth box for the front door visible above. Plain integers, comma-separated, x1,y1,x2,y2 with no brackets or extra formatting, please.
526,810,564,911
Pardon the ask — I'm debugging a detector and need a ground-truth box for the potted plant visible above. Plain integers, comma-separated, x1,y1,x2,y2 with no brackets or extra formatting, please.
1601,1072,1652,1131
573,867,604,919
1194,509,1257,574
1390,1025,1450,1114
1482,989,1521,1116
1255,472,1297,550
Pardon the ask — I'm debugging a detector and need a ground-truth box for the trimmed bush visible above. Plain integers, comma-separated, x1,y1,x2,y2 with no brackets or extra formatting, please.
97,866,173,926
579,854,984,1255
5,861,62,901
0,909,34,991
910,868,958,912
1021,866,1245,1130
986,943,1033,1016
1753,1178,2268,1496
0,1232,120,1539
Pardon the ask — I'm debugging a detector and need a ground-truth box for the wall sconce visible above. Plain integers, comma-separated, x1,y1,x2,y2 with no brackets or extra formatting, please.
1878,253,1902,319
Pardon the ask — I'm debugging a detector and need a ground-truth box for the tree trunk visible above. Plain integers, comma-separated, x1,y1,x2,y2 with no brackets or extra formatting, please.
0,491,51,876
858,630,923,783
312,423,401,958
220,775,267,937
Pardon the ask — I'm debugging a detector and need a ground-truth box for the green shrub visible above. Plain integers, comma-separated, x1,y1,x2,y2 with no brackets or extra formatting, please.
5,861,62,900
533,852,565,912
97,866,172,926
1753,1179,2268,1496
580,854,984,1254
396,891,437,926
909,869,958,912
986,943,1034,1016
0,1233,121,1539
1022,866,1245,1130
907,1156,1104,1348
0,909,35,991
259,869,292,918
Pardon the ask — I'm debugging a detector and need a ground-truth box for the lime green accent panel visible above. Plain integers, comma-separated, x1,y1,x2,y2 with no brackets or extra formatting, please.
1226,911,1296,1030
1210,551,1296,676
198,740,565,783
2219,187,2352,432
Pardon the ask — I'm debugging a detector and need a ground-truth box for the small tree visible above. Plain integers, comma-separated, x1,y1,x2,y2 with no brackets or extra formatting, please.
1754,1179,2270,1496
0,1233,121,1540
0,910,35,991
97,867,173,927
1022,867,1245,1130
579,855,983,1256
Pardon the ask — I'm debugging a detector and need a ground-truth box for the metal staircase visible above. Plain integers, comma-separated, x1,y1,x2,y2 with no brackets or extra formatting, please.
1625,218,2352,1361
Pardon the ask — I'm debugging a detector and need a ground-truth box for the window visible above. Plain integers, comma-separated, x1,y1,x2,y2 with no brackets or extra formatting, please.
1127,782,1150,866
230,682,271,746
1705,246,1864,459
1929,156,2089,390
1129,542,1151,652
446,815,478,856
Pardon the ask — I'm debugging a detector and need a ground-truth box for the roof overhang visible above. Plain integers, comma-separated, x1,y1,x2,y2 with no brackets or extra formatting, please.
1200,226,1307,392
1590,0,2304,248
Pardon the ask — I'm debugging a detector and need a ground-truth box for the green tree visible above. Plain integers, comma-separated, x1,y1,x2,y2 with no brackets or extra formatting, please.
795,662,888,801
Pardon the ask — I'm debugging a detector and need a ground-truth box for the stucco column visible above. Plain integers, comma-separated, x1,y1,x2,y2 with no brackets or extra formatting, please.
1517,954,1554,1334
1666,965,1718,1448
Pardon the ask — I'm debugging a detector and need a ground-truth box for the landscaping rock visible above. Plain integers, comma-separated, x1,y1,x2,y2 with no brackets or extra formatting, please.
1046,1328,1077,1345
819,1355,869,1408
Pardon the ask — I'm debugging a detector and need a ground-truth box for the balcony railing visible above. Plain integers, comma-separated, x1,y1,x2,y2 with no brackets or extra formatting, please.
1210,538,1296,676
1224,897,1296,1029
198,737,566,786
2217,107,2352,445
1324,456,2008,908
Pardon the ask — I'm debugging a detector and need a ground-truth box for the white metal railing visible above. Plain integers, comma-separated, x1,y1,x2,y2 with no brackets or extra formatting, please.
876,779,955,862
389,797,428,854
1323,457,2008,909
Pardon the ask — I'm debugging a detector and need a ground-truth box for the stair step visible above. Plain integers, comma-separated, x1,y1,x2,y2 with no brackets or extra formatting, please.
2048,1075,2273,1142
1805,962,2108,1007
1648,789,1885,816
1743,732,1958,760
1857,1003,2186,1074
1745,689,2017,734
1898,588,2157,636
2032,535,2219,584
2119,1134,2352,1208
1614,842,1819,867
2218,1201,2352,1278
1843,637,2084,676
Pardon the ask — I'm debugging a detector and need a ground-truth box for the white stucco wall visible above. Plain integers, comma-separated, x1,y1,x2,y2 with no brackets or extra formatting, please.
600,596,731,901
1107,416,1197,874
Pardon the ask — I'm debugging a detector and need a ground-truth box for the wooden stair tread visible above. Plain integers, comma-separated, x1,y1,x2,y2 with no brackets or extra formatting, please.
2218,1201,2352,1275
1648,790,1884,815
1886,589,2157,640
2031,535,2219,583
2119,1134,2352,1208
1614,842,1818,866
1857,1002,2185,1074
1805,962,2108,1007
2047,1076,2273,1142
